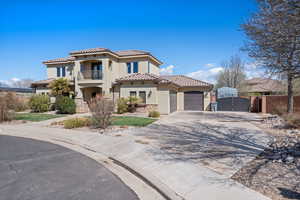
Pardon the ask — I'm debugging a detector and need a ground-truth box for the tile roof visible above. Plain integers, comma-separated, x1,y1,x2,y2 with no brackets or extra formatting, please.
31,78,55,86
115,73,213,89
116,73,164,82
44,47,162,65
69,47,110,55
161,75,213,88
243,78,284,92
43,57,75,64
114,50,150,56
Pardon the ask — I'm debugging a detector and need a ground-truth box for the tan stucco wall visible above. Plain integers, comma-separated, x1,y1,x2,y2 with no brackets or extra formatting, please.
46,64,74,79
35,88,51,95
204,92,211,111
119,82,158,105
177,91,184,111
157,86,170,114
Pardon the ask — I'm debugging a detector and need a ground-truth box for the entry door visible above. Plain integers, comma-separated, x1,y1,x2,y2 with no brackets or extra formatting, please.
184,91,204,111
91,63,102,80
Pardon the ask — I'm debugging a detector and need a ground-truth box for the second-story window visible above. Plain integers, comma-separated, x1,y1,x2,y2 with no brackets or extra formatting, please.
57,67,61,77
133,62,138,73
62,67,66,77
127,62,139,74
127,63,131,74
56,67,66,77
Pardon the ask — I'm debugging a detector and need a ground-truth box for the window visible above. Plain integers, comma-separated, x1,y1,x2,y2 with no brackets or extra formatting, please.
62,67,66,77
57,67,61,77
127,62,139,74
139,91,146,103
133,62,138,73
57,67,66,77
130,91,137,97
127,63,131,74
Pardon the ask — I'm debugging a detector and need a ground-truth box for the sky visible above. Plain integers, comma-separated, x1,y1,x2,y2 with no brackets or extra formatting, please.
0,0,264,85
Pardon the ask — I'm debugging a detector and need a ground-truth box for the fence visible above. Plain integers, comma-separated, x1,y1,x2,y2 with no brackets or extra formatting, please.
250,96,300,113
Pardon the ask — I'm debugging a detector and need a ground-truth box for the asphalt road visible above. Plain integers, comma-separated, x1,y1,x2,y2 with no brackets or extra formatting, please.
0,135,139,200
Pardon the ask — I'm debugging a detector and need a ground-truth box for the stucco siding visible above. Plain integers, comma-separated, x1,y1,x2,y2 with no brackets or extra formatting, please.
36,88,51,95
46,64,74,79
177,91,184,111
119,82,158,105
158,87,170,114
204,92,211,111
149,61,160,75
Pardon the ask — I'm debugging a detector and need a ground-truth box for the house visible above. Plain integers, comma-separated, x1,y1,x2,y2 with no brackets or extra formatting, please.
31,47,213,114
241,77,285,95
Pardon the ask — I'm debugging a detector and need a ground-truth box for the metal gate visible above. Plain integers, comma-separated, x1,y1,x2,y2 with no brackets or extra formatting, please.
217,97,250,112
169,91,177,113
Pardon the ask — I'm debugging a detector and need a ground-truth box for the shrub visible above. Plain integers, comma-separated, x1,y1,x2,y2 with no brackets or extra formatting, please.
49,78,73,97
55,96,76,114
148,110,160,118
89,96,114,129
2,92,29,112
0,96,14,122
282,113,300,128
63,117,91,129
29,94,50,113
117,98,128,114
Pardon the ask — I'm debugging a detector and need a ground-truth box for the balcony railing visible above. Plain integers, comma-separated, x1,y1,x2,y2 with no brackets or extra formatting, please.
78,70,103,81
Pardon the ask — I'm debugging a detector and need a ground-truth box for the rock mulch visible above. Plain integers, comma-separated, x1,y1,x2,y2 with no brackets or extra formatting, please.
232,115,300,200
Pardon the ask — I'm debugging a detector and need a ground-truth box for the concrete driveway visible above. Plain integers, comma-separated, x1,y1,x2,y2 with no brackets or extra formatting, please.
0,111,272,200
0,135,139,200
132,111,271,177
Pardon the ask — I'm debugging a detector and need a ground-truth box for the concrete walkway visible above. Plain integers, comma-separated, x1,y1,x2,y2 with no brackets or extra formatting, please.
0,112,272,200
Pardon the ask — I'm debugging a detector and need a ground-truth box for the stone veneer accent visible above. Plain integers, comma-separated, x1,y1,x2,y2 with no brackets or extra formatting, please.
75,99,90,113
136,104,158,113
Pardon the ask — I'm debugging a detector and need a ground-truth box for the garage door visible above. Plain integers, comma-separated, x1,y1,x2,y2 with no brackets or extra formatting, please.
184,91,204,111
169,91,177,113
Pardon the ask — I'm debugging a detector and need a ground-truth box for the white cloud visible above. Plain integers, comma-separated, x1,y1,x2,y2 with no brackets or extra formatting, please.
187,67,223,83
244,62,265,79
204,63,215,68
160,65,175,75
0,77,21,87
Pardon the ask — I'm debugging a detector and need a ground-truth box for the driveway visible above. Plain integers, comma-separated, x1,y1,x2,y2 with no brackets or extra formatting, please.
0,135,139,200
131,111,271,177
0,111,272,200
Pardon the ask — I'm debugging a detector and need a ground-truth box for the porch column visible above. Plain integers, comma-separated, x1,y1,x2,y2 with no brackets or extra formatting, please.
74,60,83,99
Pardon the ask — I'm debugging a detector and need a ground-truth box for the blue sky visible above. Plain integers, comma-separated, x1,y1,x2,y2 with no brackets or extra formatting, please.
0,0,261,84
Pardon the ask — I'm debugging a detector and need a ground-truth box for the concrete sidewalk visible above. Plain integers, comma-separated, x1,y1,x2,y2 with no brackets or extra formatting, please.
0,120,271,200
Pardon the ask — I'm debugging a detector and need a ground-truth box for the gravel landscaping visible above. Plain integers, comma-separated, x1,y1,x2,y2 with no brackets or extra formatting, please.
232,115,300,200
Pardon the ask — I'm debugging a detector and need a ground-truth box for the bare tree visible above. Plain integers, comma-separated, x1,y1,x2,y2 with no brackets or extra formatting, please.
242,0,300,113
215,55,246,89
12,79,34,88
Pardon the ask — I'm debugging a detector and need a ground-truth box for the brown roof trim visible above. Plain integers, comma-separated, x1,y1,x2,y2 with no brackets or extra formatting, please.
43,57,75,65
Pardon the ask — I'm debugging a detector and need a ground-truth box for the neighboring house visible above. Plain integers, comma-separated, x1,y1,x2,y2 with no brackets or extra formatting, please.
31,47,213,114
241,77,285,95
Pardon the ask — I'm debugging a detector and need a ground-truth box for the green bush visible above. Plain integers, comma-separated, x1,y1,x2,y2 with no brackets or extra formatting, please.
117,98,128,114
148,110,160,118
29,94,50,113
55,96,76,114
63,117,91,129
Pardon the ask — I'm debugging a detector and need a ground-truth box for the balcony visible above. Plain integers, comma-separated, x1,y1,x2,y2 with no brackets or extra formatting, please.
77,70,103,84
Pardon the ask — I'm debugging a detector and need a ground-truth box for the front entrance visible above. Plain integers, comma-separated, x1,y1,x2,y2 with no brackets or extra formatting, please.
82,87,102,102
